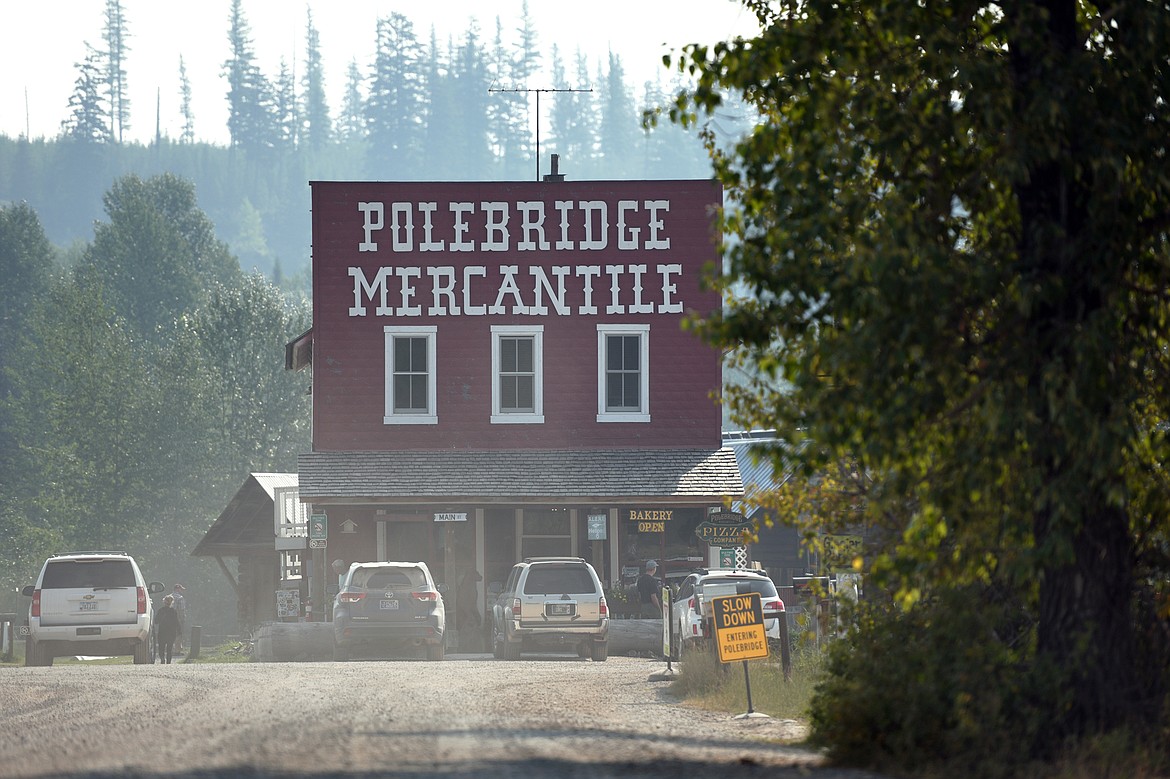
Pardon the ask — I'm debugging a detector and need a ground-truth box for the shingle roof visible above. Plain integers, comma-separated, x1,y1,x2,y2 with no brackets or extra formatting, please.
192,473,298,557
298,448,743,504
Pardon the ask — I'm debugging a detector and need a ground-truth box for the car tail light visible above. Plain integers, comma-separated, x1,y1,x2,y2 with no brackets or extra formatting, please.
30,589,41,618
510,597,521,617
339,591,365,603
411,590,439,603
762,598,785,614
137,586,148,615
688,596,697,610
599,596,608,618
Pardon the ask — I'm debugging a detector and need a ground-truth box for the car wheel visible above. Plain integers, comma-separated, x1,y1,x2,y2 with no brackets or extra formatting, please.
492,630,505,660
333,644,350,662
502,639,522,661
24,638,38,667
590,640,609,662
576,642,589,658
426,643,445,662
133,640,151,665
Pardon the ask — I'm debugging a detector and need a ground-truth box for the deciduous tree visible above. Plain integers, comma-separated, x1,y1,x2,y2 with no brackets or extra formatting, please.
672,0,1170,765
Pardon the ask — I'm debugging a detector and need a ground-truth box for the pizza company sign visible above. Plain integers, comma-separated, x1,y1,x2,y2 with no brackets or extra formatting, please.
694,511,751,547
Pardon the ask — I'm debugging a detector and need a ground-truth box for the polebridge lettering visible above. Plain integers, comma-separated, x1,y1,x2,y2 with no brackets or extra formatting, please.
356,198,672,254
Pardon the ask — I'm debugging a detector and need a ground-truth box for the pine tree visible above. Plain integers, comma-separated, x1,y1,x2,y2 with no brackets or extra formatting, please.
365,13,424,177
448,22,493,177
224,0,276,152
178,55,195,144
273,58,298,151
422,30,458,179
598,52,640,176
302,8,332,151
547,48,597,177
61,43,112,143
336,59,365,145
103,0,130,143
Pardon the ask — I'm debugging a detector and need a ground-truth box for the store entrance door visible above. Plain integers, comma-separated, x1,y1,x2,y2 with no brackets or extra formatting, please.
378,519,436,569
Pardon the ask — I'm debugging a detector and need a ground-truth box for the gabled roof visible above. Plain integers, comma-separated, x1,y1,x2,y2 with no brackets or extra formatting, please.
192,473,297,557
298,448,743,506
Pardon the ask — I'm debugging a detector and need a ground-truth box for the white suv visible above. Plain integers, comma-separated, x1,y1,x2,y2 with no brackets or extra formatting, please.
22,551,165,666
492,557,609,661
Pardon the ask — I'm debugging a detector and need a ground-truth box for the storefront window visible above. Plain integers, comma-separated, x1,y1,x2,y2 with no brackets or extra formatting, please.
521,508,571,558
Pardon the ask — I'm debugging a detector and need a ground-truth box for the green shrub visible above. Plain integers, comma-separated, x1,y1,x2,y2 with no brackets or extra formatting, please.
807,586,1039,778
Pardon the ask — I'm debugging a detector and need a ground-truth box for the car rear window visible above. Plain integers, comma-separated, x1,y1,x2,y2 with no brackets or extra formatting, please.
352,567,425,589
701,578,778,598
42,559,136,589
523,565,596,595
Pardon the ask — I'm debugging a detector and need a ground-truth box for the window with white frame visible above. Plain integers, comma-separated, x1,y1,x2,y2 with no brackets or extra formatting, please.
281,551,303,581
597,323,650,422
491,325,544,423
384,325,437,424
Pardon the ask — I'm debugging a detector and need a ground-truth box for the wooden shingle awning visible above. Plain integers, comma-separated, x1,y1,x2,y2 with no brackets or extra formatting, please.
297,448,743,507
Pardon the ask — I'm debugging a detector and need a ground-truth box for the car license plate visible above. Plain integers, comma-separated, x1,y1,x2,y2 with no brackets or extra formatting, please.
379,599,399,610
547,603,573,616
79,601,98,612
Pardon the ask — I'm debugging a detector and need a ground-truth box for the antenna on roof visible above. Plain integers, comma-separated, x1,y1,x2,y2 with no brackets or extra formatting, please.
488,84,593,181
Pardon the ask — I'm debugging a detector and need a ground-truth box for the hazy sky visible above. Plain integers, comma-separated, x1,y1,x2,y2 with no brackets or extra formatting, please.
0,0,761,146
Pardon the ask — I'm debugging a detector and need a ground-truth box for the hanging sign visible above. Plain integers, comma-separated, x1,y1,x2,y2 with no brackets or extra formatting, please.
434,512,468,522
694,511,752,546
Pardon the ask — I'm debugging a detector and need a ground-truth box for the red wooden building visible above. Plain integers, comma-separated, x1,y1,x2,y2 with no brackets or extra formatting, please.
291,179,744,628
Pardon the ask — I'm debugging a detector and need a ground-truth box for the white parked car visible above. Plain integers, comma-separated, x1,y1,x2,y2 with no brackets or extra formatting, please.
22,551,166,666
671,568,785,648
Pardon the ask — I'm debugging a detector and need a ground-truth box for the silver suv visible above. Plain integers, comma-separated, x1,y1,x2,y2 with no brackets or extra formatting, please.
22,551,165,666
491,557,609,661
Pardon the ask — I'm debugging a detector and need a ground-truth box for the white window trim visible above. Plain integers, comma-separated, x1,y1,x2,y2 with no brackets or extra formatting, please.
597,323,650,423
491,324,544,424
384,325,438,425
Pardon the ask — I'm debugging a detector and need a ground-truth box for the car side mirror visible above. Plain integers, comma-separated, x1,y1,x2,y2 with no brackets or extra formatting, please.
148,582,166,594
21,585,34,596
436,582,449,594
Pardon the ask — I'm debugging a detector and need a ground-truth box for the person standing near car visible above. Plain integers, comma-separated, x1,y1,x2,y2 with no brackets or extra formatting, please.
637,560,663,618
155,595,181,664
170,584,187,652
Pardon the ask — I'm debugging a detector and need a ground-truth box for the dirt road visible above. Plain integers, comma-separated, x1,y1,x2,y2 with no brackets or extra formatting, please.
0,655,884,778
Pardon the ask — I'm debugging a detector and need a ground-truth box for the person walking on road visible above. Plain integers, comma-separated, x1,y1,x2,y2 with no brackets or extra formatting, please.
155,595,182,664
170,584,187,652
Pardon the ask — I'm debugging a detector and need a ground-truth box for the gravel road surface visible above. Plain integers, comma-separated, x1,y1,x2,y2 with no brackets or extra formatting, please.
0,654,886,778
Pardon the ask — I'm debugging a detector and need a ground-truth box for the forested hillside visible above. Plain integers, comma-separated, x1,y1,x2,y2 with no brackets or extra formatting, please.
0,1,738,285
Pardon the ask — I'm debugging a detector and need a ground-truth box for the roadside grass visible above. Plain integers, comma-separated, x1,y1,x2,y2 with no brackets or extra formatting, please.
670,641,822,725
0,641,254,667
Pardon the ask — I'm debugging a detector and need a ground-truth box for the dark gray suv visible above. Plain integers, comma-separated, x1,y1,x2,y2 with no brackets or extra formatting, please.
491,557,609,661
332,561,446,661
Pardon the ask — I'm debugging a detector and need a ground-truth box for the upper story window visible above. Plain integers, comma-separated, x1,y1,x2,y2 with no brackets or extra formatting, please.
597,323,650,423
491,325,544,424
384,325,437,424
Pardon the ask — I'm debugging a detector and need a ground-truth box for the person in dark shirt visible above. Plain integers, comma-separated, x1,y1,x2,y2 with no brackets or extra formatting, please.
636,560,662,618
155,595,182,664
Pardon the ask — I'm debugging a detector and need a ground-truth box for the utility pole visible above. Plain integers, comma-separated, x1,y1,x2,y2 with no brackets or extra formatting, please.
488,85,592,181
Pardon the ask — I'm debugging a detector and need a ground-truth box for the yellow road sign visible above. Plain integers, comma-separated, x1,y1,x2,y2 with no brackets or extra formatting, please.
711,592,769,663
